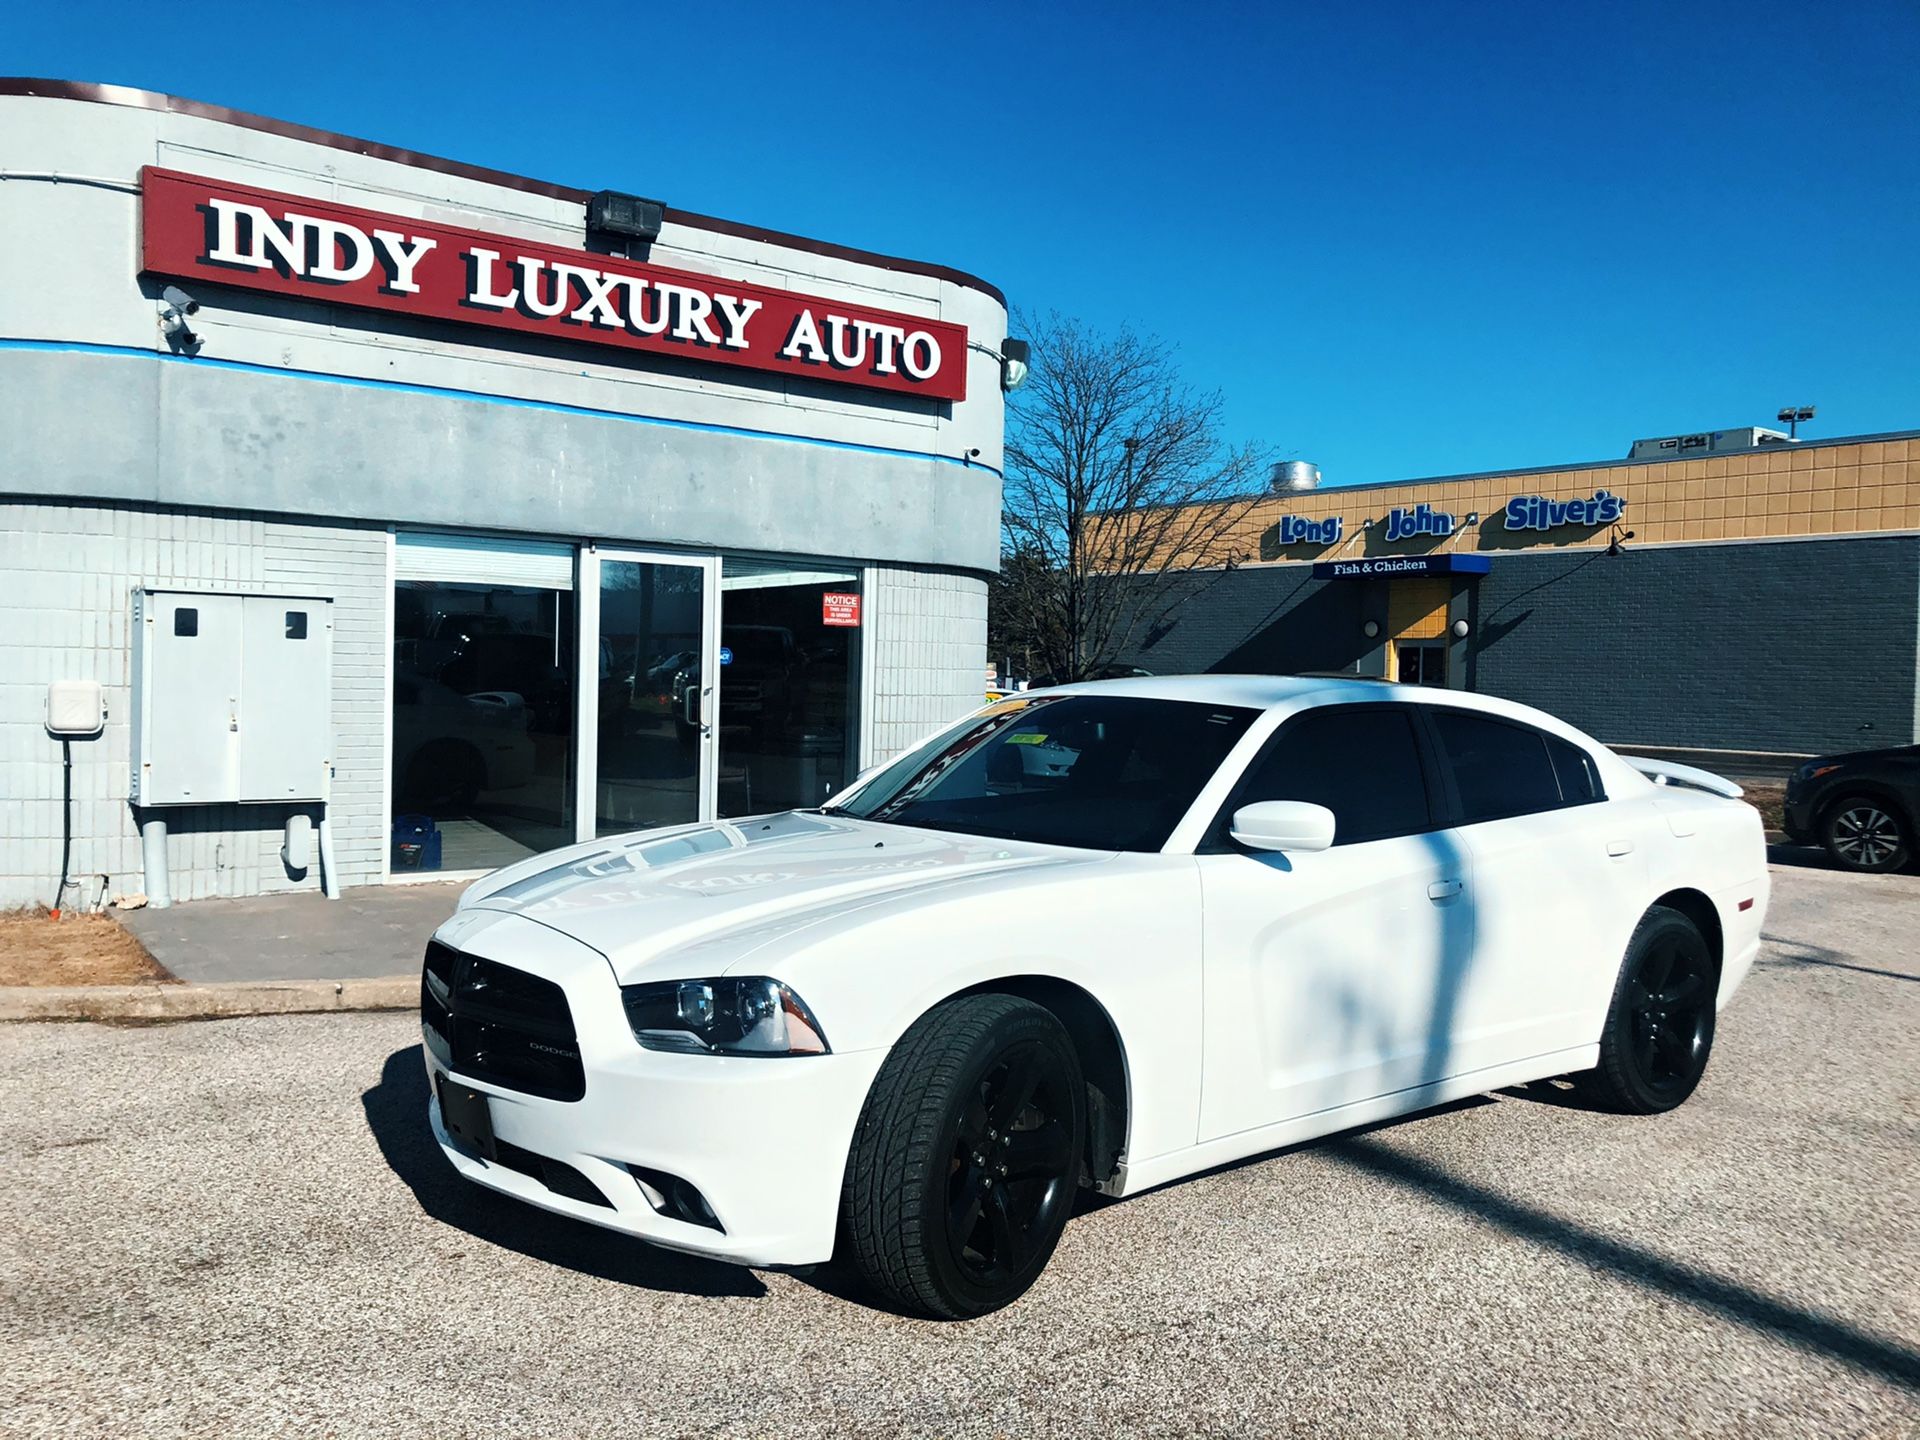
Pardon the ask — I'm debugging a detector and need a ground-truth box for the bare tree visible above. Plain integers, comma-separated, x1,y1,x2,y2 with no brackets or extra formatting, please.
996,312,1271,683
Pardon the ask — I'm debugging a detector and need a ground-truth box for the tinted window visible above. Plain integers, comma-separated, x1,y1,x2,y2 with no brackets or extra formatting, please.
1431,711,1565,823
1546,735,1605,804
285,611,308,640
841,695,1258,852
1228,707,1434,846
173,607,198,637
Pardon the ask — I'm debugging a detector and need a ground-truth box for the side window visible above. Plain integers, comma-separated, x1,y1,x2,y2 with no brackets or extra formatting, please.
1430,711,1566,823
1229,707,1434,846
1545,734,1605,805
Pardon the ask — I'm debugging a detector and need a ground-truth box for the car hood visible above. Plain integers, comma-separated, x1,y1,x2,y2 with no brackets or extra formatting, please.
460,811,1100,982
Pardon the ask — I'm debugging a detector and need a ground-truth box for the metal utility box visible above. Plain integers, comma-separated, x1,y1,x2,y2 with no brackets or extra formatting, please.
130,589,333,805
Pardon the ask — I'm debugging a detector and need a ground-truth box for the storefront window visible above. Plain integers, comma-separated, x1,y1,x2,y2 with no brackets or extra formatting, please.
391,580,575,873
717,559,861,815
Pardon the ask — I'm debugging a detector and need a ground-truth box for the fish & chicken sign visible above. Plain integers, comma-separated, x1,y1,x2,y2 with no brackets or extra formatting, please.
139,168,968,401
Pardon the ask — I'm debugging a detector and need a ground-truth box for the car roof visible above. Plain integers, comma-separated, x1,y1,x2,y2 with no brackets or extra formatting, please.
1028,673,1604,735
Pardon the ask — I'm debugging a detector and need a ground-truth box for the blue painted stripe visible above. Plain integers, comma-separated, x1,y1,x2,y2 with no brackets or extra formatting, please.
0,338,1002,478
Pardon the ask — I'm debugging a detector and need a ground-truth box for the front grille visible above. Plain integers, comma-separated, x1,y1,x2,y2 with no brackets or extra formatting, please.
421,941,585,1102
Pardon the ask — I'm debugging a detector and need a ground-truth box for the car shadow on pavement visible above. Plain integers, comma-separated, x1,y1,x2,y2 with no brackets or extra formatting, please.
1323,1134,1920,1393
1757,933,1920,985
362,1045,768,1299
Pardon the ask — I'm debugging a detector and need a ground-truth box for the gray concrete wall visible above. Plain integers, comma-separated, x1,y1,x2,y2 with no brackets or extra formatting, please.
0,347,1003,573
0,501,387,909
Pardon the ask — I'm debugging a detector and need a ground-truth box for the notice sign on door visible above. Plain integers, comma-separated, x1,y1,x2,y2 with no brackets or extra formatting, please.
822,593,861,628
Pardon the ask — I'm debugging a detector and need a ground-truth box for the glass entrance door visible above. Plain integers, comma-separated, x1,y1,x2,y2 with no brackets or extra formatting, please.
587,552,718,836
1395,641,1448,686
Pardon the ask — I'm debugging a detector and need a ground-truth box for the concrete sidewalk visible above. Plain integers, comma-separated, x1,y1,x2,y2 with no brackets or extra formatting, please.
118,883,461,984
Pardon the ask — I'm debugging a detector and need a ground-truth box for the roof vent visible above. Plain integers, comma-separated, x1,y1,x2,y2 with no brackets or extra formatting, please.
1270,461,1322,494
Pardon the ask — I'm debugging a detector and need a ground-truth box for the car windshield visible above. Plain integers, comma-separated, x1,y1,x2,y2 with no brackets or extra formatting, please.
836,694,1260,851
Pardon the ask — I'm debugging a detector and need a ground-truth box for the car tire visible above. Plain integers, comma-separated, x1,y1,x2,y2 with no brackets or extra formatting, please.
1581,906,1718,1115
1819,795,1911,874
841,994,1086,1319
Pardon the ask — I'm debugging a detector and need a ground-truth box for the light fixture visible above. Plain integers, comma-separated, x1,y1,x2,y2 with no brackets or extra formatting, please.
1451,618,1471,639
1000,338,1031,393
587,190,665,243
1362,620,1381,639
1606,525,1636,557
1776,404,1815,438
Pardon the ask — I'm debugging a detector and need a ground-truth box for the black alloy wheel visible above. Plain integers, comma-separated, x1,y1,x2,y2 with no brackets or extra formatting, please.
842,994,1086,1319
944,1041,1080,1291
1583,906,1717,1114
1821,796,1910,874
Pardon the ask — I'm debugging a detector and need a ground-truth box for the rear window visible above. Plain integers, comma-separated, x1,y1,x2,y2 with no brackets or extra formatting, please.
1430,711,1566,823
1546,734,1605,805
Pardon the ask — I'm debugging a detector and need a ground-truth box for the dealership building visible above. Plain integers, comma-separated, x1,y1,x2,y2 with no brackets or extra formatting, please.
0,80,1012,908
1121,426,1920,761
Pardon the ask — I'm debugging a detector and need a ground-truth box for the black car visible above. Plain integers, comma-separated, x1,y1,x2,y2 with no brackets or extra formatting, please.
1782,744,1920,873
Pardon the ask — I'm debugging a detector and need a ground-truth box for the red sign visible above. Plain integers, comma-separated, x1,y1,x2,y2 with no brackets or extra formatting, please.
138,167,968,402
822,592,861,627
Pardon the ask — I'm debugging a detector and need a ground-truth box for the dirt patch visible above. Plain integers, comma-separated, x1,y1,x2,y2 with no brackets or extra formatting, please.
1744,780,1786,832
0,909,176,987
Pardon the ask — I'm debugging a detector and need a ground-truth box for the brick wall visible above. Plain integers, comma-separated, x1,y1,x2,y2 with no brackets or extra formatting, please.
0,501,387,908
1114,535,1920,755
1467,536,1920,752
865,567,989,764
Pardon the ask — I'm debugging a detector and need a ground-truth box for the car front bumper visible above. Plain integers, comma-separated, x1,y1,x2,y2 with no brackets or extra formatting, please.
422,907,885,1268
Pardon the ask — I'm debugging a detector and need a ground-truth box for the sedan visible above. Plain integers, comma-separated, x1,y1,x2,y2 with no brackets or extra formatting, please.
420,677,1769,1318
1781,743,1920,873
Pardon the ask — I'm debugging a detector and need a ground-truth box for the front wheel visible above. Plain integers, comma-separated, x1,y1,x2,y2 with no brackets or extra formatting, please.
1582,906,1718,1114
1821,795,1910,874
841,994,1086,1319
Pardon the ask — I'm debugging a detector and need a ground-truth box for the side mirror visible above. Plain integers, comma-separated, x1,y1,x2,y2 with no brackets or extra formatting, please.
1230,800,1336,854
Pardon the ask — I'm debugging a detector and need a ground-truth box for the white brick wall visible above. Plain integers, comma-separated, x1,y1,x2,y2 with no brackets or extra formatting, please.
0,502,386,907
865,567,989,764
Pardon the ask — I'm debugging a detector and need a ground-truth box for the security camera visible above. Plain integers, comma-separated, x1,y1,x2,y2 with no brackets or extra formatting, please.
159,286,201,351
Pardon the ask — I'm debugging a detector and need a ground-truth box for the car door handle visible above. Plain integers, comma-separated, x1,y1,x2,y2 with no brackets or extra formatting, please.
1607,839,1635,858
1427,878,1463,901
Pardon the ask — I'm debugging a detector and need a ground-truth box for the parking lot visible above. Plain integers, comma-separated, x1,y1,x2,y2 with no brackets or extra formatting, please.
1,857,1915,1439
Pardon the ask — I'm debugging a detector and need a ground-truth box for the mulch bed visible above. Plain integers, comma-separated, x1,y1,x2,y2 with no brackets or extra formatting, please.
0,909,176,987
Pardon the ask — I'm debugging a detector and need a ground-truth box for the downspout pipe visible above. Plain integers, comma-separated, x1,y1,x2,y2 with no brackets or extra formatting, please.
140,814,172,909
317,807,341,901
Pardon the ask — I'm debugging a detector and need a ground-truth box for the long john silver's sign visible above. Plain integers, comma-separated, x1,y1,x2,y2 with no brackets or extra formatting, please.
139,167,968,401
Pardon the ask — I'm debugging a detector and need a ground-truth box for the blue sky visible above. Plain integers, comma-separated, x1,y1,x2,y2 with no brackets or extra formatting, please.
12,0,1918,485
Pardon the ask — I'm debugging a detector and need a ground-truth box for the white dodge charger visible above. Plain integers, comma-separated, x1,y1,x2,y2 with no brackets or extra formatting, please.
421,677,1769,1318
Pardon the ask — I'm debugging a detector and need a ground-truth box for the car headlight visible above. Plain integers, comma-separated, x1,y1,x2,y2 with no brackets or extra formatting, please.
621,977,830,1056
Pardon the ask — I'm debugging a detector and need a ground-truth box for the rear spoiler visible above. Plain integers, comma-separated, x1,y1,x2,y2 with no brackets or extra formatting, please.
1621,755,1745,799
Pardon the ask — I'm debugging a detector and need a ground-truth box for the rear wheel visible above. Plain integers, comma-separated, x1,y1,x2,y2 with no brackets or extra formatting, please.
841,994,1085,1319
1821,795,1910,874
1583,906,1717,1114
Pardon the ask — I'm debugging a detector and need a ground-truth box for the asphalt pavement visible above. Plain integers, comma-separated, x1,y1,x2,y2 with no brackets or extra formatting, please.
1,858,1915,1438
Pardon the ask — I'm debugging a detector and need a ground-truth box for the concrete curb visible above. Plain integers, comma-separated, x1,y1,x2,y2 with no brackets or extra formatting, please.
0,976,417,1023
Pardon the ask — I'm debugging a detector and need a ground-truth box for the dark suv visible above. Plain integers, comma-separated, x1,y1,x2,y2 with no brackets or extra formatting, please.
1782,744,1920,874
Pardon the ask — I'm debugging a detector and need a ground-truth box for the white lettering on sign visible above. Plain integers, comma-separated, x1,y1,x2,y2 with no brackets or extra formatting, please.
206,197,441,295
155,170,970,399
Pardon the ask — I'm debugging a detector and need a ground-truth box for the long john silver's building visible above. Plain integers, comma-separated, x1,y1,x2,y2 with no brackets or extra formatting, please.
1,80,1013,908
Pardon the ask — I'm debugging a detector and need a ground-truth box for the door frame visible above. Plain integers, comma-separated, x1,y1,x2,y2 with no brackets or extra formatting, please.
575,546,722,841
